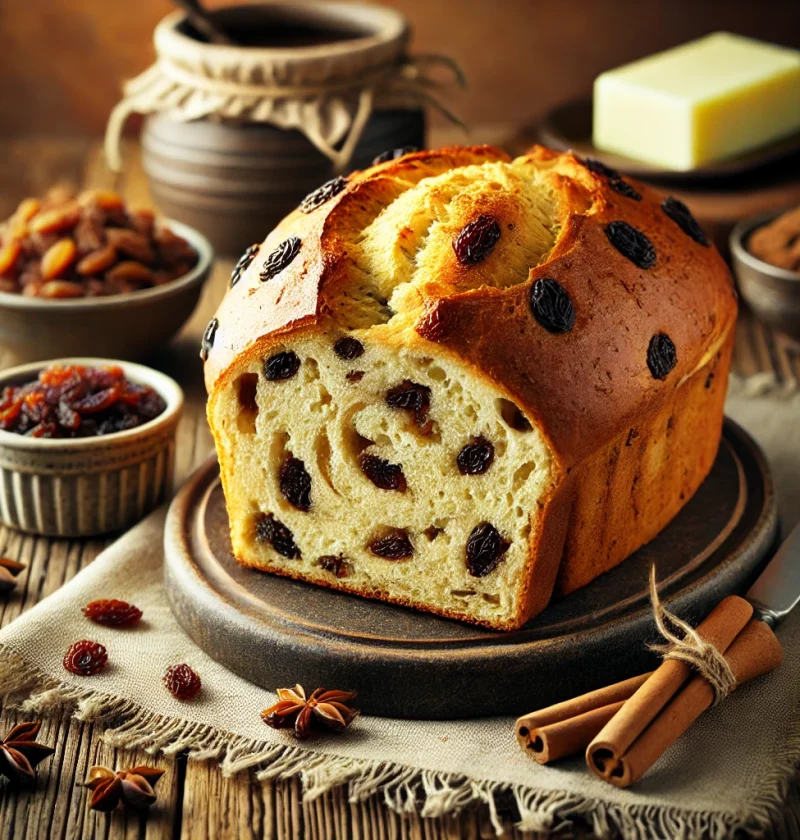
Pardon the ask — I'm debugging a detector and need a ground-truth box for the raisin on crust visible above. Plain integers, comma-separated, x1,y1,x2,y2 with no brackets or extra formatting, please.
204,145,736,630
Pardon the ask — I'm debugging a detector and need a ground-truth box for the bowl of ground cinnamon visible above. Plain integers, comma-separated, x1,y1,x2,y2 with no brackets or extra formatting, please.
730,206,800,340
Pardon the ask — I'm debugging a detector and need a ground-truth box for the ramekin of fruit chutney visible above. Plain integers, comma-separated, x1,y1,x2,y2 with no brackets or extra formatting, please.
0,359,183,537
0,186,213,363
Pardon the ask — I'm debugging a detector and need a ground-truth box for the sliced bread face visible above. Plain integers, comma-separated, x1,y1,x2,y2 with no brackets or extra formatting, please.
211,333,557,629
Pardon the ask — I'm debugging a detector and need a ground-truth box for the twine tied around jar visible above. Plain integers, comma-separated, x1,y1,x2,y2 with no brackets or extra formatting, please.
647,565,737,705
104,9,466,173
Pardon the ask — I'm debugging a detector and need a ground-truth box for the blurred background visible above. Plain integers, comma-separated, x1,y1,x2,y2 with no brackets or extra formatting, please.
3,0,799,138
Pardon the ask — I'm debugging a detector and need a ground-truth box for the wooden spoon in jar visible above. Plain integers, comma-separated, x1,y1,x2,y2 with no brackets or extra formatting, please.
171,0,235,46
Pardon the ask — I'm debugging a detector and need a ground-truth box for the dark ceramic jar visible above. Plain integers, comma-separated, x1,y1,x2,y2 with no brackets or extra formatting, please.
107,3,448,256
141,108,424,257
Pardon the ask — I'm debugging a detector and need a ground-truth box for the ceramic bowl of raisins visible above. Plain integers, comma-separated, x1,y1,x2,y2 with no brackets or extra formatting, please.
0,358,183,537
730,207,800,340
0,186,214,363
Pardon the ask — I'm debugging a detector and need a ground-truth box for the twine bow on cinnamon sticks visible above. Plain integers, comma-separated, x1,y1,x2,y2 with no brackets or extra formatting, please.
515,566,784,788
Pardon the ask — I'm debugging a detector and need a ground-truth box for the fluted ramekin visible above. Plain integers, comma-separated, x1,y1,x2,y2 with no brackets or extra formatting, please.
0,358,183,537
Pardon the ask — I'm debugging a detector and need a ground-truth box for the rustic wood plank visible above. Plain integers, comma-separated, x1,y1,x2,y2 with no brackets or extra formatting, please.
179,757,268,840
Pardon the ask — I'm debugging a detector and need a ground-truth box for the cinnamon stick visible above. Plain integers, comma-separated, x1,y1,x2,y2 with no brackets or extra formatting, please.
585,595,752,769
587,618,783,787
516,672,651,763
515,594,752,765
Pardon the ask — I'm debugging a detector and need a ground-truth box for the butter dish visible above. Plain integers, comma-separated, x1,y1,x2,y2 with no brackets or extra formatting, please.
594,32,800,171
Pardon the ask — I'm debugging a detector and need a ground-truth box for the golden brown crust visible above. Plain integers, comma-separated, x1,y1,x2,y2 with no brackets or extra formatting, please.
415,176,735,469
204,144,737,626
206,145,735,470
204,145,510,395
555,334,732,594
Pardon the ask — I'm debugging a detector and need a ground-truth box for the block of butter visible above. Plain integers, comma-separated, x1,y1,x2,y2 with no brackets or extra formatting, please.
593,32,800,170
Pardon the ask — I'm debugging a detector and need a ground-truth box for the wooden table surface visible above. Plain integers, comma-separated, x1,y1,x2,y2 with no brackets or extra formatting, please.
0,136,798,840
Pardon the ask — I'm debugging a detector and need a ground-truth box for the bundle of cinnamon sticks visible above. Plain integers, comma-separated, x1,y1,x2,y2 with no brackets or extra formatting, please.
515,594,783,787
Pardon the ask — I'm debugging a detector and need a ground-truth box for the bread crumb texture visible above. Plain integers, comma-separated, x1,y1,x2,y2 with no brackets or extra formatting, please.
205,146,737,629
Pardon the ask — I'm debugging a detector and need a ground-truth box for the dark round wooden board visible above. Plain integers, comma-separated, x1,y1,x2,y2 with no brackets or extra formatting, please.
534,98,800,182
164,419,777,719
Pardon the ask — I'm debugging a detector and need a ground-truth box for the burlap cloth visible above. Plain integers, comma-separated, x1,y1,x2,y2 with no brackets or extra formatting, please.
105,7,464,172
1,378,799,839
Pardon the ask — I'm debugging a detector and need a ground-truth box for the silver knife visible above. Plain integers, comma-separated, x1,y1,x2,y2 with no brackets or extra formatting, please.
746,520,800,626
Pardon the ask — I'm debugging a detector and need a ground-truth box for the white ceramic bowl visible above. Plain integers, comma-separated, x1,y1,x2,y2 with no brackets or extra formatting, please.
0,220,213,364
0,357,183,537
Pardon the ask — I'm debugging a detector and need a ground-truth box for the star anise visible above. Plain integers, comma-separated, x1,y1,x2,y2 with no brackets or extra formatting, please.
261,685,359,740
0,557,25,593
0,721,55,784
83,764,164,812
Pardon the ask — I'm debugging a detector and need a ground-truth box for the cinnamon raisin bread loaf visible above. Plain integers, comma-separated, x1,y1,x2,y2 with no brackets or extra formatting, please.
203,145,736,631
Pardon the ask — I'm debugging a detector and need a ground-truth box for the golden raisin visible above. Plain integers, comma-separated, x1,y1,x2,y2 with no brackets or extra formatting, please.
8,216,29,240
78,189,125,211
106,261,154,284
41,238,78,280
15,197,41,222
39,280,84,299
0,241,21,276
0,189,197,296
21,281,43,297
29,201,81,234
76,246,117,276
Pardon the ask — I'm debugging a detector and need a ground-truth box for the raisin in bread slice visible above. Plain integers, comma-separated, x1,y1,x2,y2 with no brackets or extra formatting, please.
203,145,736,631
